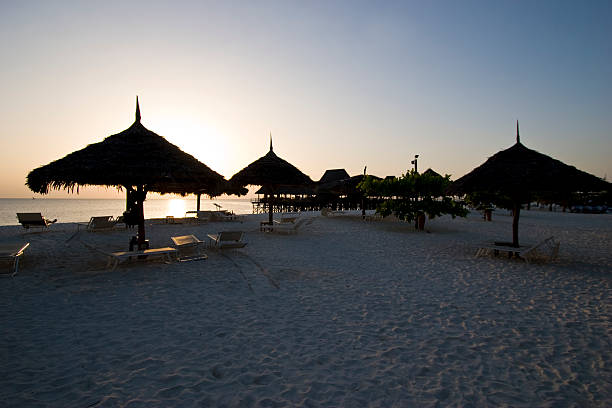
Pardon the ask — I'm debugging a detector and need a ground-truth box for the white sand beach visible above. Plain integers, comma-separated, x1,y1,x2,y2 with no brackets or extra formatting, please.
1,210,610,407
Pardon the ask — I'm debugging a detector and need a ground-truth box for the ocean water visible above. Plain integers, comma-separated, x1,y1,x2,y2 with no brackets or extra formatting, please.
0,198,254,226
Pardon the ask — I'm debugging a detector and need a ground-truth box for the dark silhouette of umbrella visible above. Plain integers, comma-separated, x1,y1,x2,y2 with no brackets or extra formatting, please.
229,136,312,224
27,97,236,248
449,121,610,247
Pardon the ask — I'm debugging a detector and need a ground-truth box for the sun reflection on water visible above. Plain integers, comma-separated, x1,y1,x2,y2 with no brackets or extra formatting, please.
166,198,187,218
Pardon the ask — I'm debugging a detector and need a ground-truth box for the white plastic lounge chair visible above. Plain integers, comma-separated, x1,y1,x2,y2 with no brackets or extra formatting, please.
87,216,118,231
106,247,179,271
321,208,345,217
272,217,313,234
16,213,57,230
0,242,30,276
171,235,207,261
207,231,247,249
260,215,297,233
211,211,240,222
520,236,560,263
475,236,559,263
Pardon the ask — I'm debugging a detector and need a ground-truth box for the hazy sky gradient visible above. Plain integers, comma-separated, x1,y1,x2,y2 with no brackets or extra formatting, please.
1,0,610,198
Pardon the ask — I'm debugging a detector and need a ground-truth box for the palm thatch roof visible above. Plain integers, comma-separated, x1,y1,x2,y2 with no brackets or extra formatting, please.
229,138,313,188
318,169,350,184
230,137,312,224
27,99,230,197
448,132,609,199
422,168,443,178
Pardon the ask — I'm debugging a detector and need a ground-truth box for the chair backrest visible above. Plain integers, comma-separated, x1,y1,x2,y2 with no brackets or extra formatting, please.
0,242,30,257
521,236,559,262
88,216,115,229
17,213,44,223
218,231,244,242
171,235,200,246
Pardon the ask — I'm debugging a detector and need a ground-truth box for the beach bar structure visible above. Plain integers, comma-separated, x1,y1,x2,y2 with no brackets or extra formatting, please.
249,168,383,214
251,185,317,214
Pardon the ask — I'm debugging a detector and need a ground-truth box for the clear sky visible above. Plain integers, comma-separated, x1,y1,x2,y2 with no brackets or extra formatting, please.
1,0,610,198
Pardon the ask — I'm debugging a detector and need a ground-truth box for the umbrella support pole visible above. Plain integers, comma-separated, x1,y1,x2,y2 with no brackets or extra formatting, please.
512,202,520,247
136,185,148,250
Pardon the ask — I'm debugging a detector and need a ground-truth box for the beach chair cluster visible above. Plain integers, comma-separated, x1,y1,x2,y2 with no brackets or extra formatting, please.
185,210,241,223
104,231,248,270
106,247,179,271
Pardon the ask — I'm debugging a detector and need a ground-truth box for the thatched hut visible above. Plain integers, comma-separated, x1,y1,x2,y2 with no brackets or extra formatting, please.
448,122,610,247
229,137,313,224
318,169,350,186
27,98,236,248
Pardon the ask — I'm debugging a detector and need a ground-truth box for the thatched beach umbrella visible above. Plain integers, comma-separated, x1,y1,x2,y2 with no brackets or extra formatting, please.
27,98,233,248
448,122,610,247
229,136,312,224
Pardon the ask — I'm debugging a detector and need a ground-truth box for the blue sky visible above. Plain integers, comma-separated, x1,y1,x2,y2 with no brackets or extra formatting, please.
0,0,610,198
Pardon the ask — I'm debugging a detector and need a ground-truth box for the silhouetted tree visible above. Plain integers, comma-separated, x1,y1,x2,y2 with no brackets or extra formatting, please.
359,170,468,230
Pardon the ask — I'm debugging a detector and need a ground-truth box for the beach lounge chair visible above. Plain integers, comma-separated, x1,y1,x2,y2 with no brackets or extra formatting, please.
321,208,345,217
475,236,559,263
272,217,313,234
211,211,240,222
16,213,57,230
0,242,30,276
87,216,118,231
171,235,207,261
207,231,247,249
520,236,560,263
259,214,297,233
106,247,179,271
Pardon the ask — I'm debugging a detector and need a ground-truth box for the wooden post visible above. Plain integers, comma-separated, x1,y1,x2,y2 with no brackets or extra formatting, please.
268,193,274,225
136,185,147,249
512,202,521,247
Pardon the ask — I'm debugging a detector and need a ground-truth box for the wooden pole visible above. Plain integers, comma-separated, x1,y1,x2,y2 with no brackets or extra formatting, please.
136,184,147,249
512,201,521,247
268,193,274,225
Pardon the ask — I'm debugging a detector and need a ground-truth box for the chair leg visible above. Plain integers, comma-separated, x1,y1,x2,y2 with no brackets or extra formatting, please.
13,257,19,276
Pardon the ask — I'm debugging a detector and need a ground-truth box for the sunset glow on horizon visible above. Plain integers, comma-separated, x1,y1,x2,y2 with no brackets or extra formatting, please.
1,1,610,199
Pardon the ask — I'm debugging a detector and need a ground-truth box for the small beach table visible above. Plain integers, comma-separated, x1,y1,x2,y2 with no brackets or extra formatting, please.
107,247,178,271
